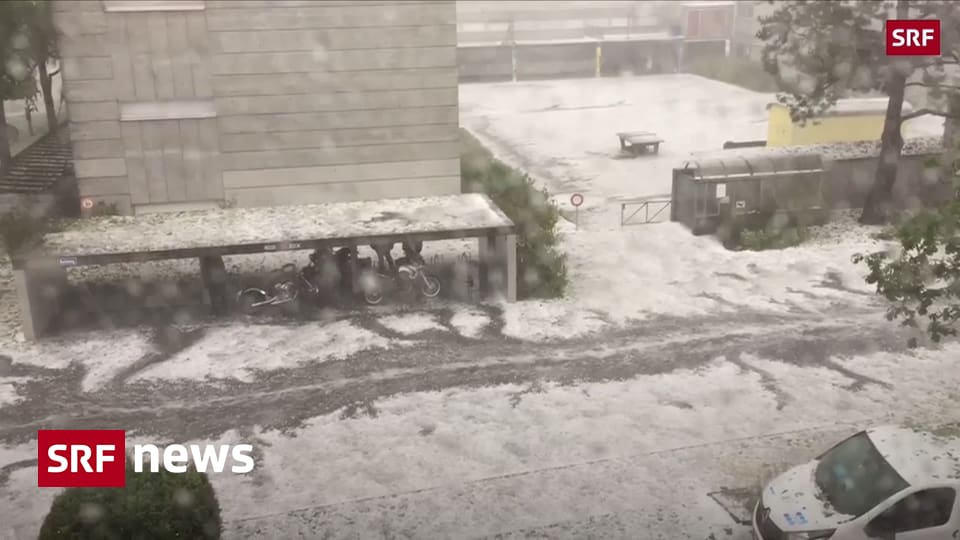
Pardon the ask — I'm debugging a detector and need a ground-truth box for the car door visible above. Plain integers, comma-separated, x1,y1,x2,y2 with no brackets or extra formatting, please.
861,486,959,540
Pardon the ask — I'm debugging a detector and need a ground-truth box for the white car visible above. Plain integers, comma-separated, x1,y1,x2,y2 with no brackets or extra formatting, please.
753,425,960,540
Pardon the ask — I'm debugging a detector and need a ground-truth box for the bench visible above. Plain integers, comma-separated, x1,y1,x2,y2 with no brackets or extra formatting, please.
616,131,664,157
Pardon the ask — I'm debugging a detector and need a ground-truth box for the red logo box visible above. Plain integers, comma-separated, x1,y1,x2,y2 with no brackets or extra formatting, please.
38,430,126,488
886,19,941,56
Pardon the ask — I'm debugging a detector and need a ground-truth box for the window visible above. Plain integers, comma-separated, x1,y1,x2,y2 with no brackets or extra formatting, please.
739,4,754,18
868,488,956,534
102,0,205,12
814,431,909,517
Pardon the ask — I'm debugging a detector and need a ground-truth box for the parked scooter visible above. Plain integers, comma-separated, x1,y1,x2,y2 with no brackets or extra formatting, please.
360,256,441,305
236,250,330,314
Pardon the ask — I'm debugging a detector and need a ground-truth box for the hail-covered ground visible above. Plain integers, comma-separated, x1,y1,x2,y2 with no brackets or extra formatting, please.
1,74,956,539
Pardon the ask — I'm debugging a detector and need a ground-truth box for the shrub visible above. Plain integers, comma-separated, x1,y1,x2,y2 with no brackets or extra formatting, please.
737,226,808,251
89,201,120,217
38,463,223,540
0,207,52,258
460,129,568,298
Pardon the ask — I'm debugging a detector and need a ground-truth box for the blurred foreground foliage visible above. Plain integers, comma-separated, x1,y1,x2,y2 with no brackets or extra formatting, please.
686,56,779,93
855,175,960,346
39,463,223,540
0,200,116,259
460,128,568,299
0,206,52,257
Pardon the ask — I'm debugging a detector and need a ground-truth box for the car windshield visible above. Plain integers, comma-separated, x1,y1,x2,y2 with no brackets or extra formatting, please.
814,432,909,517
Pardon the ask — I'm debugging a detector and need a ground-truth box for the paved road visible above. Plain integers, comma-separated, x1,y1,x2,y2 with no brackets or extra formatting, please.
227,423,869,540
0,303,902,448
1,297,935,538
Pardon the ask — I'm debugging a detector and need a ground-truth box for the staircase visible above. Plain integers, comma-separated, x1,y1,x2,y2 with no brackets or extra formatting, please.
0,126,72,194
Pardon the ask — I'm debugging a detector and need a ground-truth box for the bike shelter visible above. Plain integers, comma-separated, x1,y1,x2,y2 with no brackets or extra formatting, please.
11,193,518,340
670,150,828,236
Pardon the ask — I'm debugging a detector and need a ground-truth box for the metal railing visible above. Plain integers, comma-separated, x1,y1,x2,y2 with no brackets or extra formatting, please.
620,198,672,227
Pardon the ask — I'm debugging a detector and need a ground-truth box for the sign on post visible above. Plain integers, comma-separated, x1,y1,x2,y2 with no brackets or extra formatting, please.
570,193,584,230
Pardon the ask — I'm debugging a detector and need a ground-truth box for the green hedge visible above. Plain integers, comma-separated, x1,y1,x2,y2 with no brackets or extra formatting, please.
38,464,223,540
460,129,568,299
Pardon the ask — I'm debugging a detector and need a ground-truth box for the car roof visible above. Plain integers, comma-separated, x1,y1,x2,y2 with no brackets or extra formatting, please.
867,425,960,485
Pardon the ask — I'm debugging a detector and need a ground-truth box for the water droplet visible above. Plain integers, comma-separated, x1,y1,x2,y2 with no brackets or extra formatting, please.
173,488,195,508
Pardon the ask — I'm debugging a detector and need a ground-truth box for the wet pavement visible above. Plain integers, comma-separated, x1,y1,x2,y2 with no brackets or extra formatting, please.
0,300,912,473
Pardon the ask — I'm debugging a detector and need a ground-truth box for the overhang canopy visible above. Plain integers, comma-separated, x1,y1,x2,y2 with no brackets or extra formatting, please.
679,153,825,182
16,193,516,269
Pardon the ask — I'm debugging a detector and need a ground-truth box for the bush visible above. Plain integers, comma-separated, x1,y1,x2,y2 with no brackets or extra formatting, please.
38,464,223,540
0,207,52,258
736,226,808,251
460,129,568,298
687,57,780,93
88,201,121,217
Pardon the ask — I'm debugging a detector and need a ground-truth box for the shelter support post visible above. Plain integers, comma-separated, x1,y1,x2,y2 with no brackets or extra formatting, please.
14,261,68,341
199,256,228,316
349,246,360,294
477,233,517,303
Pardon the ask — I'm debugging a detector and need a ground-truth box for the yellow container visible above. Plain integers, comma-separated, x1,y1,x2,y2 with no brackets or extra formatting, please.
766,98,912,147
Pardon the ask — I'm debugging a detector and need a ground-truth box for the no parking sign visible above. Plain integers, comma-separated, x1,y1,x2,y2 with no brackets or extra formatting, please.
570,193,584,230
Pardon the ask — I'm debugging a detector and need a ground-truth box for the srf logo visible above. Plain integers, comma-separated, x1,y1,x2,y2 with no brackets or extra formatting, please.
886,19,941,56
38,430,126,488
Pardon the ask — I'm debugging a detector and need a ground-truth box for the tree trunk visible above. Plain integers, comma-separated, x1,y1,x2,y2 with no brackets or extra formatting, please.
940,92,960,199
38,61,57,134
859,0,910,225
0,100,10,177
859,70,908,225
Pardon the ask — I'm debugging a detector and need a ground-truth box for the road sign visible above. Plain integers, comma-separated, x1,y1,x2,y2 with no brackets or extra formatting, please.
80,198,94,209
570,193,584,207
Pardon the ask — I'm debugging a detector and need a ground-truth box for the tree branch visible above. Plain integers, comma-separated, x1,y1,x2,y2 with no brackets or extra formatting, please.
902,108,960,121
904,81,960,91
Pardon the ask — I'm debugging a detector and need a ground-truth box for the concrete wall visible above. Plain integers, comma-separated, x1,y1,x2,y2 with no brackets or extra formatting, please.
824,153,952,211
767,105,913,147
54,0,460,215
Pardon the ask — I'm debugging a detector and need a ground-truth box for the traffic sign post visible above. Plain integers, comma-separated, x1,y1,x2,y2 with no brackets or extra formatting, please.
570,193,584,230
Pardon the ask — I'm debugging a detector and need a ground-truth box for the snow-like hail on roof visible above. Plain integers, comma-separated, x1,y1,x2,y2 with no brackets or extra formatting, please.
688,136,942,165
36,193,515,257
766,98,915,116
867,425,960,485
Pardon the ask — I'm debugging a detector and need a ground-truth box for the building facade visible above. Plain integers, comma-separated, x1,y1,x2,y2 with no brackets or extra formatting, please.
730,0,776,60
455,1,737,82
53,0,460,215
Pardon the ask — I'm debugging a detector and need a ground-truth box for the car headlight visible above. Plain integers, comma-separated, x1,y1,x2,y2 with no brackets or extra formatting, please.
785,531,834,540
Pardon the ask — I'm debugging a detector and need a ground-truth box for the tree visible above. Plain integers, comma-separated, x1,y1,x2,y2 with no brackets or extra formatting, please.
854,185,960,347
757,0,960,225
38,463,223,539
0,1,37,173
22,0,60,135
